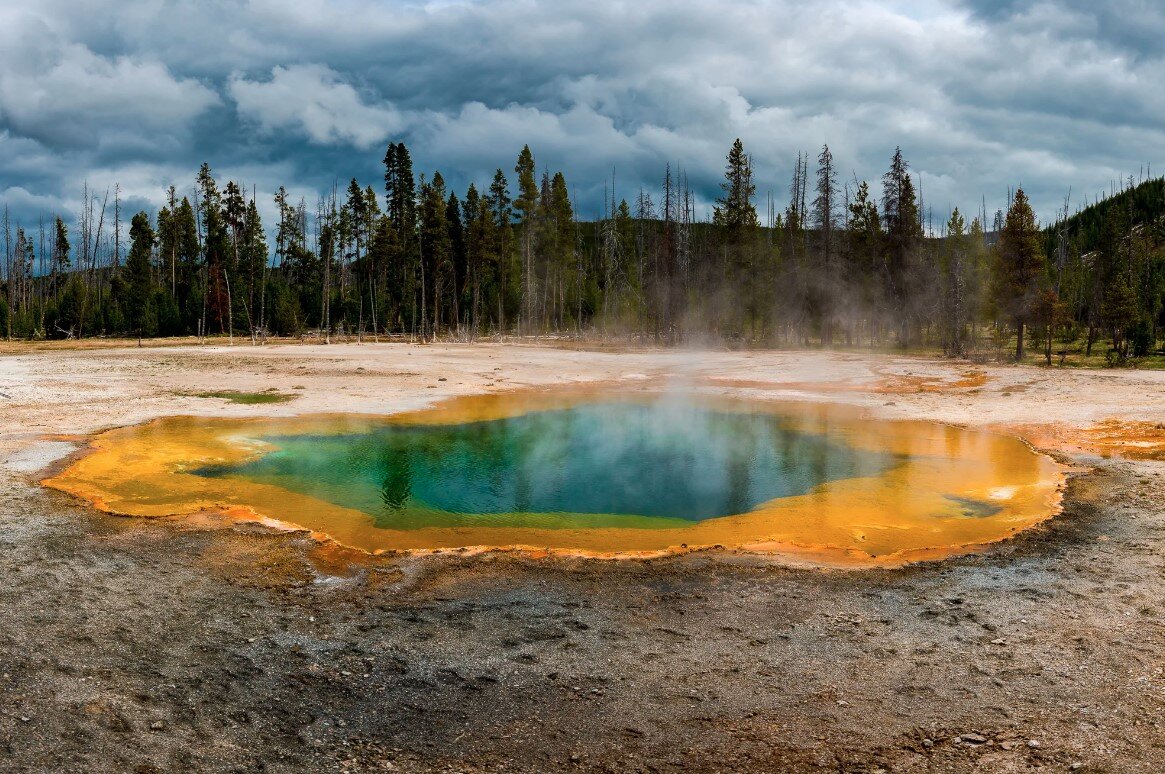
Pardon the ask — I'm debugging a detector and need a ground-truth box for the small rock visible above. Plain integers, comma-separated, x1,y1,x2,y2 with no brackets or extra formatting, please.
1069,764,1083,771
1027,739,1041,749
922,738,934,749
837,700,849,706
962,733,988,745
437,377,447,382
19,716,30,723
150,720,165,731
991,638,1007,645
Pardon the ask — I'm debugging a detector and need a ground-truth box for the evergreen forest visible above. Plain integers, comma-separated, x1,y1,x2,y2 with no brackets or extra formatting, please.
3,139,1163,365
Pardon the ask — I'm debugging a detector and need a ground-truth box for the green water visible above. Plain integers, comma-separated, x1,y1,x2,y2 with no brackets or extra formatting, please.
197,401,900,530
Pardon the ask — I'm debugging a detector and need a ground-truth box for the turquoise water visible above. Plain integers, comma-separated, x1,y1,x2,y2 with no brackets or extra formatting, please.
197,401,899,530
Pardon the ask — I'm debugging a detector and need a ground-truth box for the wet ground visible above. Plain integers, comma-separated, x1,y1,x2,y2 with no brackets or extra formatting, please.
4,459,1165,772
2,343,1164,772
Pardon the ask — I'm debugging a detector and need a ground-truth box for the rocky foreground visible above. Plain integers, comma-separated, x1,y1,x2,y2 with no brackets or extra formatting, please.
1,342,1163,772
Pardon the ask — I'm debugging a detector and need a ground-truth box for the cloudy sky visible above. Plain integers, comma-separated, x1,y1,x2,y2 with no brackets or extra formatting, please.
1,0,1162,233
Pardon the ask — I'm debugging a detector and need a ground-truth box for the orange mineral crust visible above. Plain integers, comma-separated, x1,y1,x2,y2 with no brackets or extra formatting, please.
43,390,1067,568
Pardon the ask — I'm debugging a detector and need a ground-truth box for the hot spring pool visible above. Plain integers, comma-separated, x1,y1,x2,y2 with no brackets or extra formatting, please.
44,390,1066,565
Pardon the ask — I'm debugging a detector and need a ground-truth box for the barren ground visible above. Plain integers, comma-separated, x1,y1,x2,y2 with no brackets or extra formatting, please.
1,340,1164,772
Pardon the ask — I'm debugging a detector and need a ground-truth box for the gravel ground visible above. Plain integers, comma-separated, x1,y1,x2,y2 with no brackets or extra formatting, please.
1,341,1163,772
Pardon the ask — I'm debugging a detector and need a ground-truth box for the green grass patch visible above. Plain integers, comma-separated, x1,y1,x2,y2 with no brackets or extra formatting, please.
185,390,296,405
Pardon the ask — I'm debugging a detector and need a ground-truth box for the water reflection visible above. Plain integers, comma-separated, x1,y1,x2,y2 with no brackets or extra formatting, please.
378,446,412,511
200,401,899,530
44,391,1067,563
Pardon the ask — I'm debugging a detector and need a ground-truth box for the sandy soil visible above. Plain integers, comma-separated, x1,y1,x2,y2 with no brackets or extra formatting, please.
1,341,1164,772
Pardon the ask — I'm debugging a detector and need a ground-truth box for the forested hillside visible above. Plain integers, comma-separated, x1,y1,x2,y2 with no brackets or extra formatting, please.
2,140,1163,363
1042,178,1165,359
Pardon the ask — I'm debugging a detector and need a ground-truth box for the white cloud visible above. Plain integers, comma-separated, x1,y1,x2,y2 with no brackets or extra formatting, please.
228,64,403,148
0,18,219,149
1,0,1164,225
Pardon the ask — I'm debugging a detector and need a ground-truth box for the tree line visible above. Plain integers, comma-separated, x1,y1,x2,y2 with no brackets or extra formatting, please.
1,139,1162,362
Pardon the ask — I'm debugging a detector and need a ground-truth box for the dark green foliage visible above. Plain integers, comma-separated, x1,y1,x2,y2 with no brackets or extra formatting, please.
1130,320,1153,357
881,147,923,345
418,172,452,338
153,289,182,337
1,140,1160,364
1041,177,1165,359
50,217,70,299
123,211,155,338
713,139,759,237
993,188,1046,359
940,208,969,356
197,164,232,336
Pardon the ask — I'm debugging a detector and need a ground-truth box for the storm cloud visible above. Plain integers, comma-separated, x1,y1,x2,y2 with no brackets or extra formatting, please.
0,0,1161,229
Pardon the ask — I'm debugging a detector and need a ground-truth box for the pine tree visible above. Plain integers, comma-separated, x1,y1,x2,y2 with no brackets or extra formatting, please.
15,140,1165,358
547,172,575,331
419,172,451,338
338,181,364,337
813,144,838,344
1098,206,1139,359
156,188,176,297
463,183,484,334
197,164,230,337
881,147,921,345
965,215,991,344
514,145,539,332
1033,287,1067,365
713,139,759,237
446,191,465,331
847,181,882,343
51,217,70,300
173,197,201,331
241,198,268,339
712,139,759,337
942,208,968,356
366,213,397,337
487,169,514,330
782,152,810,342
124,211,155,342
993,187,1045,360
384,142,418,334
222,180,246,340
318,195,338,341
